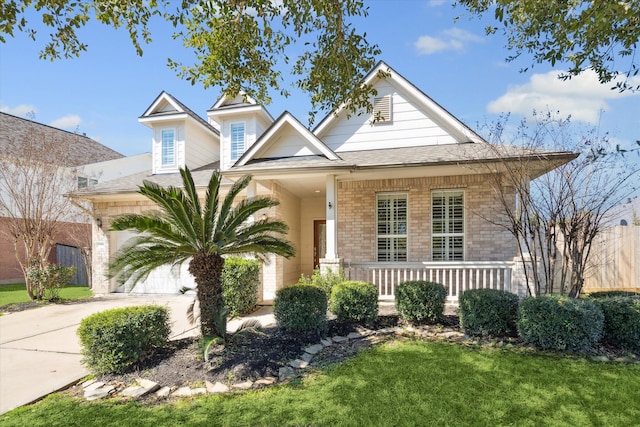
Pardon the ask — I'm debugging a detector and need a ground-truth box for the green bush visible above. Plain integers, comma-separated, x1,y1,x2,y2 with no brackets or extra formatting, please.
459,289,519,337
77,305,171,374
25,262,75,301
587,291,640,299
595,297,640,351
297,268,347,302
330,281,378,324
274,285,327,337
517,295,604,352
395,281,446,324
222,257,260,317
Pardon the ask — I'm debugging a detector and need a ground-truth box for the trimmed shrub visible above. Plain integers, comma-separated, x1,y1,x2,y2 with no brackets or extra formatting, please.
587,291,640,299
459,288,519,337
274,285,327,337
77,305,171,374
595,297,640,351
517,295,604,352
395,281,446,324
222,257,260,317
330,281,378,324
297,268,347,302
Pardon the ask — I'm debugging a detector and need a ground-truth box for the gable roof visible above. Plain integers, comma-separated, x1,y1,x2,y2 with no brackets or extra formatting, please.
313,60,485,144
139,91,219,135
235,111,340,167
207,91,274,124
0,112,123,167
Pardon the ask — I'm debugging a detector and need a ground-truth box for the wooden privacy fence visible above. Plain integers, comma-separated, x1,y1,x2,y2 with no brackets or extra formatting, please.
345,261,513,301
583,226,640,293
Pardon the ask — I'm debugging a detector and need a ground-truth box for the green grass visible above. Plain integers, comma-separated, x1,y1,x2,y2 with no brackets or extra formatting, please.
1,340,638,426
0,283,93,307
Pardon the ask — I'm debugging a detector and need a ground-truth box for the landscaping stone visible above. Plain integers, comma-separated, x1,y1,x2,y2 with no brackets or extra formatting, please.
84,381,105,392
289,359,309,369
81,379,98,389
305,344,324,355
301,352,313,363
439,331,463,339
332,336,348,344
192,388,207,395
320,338,333,347
121,385,148,398
207,381,230,394
347,332,364,340
84,385,114,401
255,377,276,386
232,381,254,390
137,378,160,393
279,366,295,381
155,387,171,397
172,387,192,397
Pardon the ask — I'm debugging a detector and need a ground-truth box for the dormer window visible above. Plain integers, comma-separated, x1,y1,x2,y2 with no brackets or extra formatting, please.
230,122,245,161
161,129,175,167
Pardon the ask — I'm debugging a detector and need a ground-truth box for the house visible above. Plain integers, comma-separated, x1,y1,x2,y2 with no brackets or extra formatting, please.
73,61,577,301
0,112,150,285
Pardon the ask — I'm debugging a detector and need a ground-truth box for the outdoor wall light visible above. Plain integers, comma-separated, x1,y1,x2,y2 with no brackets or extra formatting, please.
328,202,333,209
95,218,102,228
261,213,268,221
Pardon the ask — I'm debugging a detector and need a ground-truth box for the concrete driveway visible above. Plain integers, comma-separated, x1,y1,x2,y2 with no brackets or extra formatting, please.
0,294,199,414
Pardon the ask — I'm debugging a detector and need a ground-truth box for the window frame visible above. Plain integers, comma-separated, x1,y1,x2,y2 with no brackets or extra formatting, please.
160,128,176,168
230,121,246,161
376,192,408,262
431,189,465,261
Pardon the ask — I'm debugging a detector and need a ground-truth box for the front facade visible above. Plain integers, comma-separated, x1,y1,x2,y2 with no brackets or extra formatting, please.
77,62,576,301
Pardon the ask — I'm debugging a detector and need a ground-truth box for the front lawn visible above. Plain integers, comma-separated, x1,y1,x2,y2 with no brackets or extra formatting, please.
0,283,93,308
2,340,638,426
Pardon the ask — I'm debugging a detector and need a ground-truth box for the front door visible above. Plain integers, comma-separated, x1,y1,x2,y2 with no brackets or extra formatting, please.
313,220,326,269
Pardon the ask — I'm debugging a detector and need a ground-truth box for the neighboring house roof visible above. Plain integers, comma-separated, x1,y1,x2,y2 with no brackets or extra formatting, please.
603,196,640,226
0,112,123,166
72,162,223,196
139,91,220,135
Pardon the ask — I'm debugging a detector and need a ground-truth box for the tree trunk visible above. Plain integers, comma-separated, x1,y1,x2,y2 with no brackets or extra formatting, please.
189,252,225,337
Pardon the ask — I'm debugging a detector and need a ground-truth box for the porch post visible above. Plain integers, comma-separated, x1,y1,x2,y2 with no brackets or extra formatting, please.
325,174,337,259
321,174,342,274
246,179,257,223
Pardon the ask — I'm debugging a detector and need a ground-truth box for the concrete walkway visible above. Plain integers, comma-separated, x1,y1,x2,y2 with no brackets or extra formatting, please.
0,294,200,414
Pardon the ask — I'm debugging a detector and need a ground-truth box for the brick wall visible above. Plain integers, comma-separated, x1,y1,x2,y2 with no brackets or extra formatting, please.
337,174,516,264
0,217,90,283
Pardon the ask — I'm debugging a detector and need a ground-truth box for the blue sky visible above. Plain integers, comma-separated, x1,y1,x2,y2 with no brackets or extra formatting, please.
1,0,639,158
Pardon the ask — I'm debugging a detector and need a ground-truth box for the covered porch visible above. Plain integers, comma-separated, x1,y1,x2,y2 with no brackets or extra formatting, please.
344,261,514,302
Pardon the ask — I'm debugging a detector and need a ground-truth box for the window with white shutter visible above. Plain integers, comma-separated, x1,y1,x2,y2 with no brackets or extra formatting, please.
377,193,407,261
432,190,464,261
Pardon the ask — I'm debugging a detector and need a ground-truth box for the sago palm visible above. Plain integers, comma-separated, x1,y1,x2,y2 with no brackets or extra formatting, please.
107,167,295,337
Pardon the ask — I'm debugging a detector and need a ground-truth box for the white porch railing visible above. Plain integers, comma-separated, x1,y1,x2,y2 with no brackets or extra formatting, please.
345,261,514,301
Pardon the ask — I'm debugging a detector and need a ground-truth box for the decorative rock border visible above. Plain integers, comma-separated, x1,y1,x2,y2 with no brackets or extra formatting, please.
78,325,468,402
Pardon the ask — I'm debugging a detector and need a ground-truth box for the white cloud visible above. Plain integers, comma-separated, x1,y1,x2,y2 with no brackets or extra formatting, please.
50,114,82,129
414,28,484,55
428,0,448,6
487,70,640,123
0,103,38,117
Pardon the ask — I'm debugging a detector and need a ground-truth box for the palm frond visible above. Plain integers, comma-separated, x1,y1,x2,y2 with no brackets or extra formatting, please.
203,170,221,243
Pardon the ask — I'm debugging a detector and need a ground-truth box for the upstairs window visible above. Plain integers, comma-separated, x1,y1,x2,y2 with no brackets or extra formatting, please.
161,129,175,167
77,176,98,189
377,193,407,262
432,190,464,261
230,122,245,161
